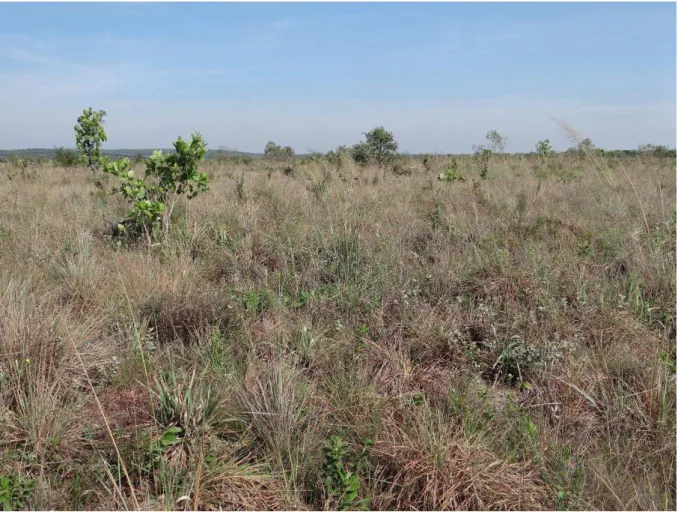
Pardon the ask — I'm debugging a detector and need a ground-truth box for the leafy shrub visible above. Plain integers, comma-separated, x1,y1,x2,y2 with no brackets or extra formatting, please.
264,141,295,161
351,127,398,166
326,145,351,169
103,133,209,242
322,436,368,510
472,145,493,179
74,108,108,176
53,147,80,168
535,139,555,156
0,472,36,510
438,160,464,182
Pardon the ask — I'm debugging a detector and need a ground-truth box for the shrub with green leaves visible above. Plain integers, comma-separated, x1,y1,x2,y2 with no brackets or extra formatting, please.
536,139,555,156
438,160,464,182
53,146,80,168
472,144,493,179
102,133,209,242
322,435,368,510
351,126,399,166
264,141,295,161
0,472,36,511
74,108,108,177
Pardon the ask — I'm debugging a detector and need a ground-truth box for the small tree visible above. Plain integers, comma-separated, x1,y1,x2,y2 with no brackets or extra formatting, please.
74,108,108,177
264,141,294,161
472,144,493,179
264,141,282,157
535,139,555,156
103,133,209,243
363,126,398,166
486,130,507,153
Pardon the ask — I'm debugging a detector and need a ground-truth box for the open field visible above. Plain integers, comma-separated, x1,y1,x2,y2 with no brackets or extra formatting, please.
0,150,675,510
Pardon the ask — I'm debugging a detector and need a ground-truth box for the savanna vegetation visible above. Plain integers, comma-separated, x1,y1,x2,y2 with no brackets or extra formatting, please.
0,110,675,511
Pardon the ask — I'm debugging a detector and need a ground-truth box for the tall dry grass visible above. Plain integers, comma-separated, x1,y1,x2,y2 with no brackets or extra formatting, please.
0,149,674,510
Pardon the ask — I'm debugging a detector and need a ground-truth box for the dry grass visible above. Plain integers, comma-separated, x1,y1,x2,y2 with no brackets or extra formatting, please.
0,149,674,510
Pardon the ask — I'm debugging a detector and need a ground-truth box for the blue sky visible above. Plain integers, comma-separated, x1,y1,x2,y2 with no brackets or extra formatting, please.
0,2,675,152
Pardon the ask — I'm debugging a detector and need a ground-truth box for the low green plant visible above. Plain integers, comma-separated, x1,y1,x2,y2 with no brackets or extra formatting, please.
438,160,464,182
322,436,368,510
542,447,584,511
0,472,36,511
154,369,220,440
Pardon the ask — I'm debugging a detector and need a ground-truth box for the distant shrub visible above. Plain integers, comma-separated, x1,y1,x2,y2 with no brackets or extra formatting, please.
351,127,399,166
53,147,80,168
326,145,350,168
74,108,108,177
472,145,493,179
264,141,295,161
535,139,555,156
486,130,507,153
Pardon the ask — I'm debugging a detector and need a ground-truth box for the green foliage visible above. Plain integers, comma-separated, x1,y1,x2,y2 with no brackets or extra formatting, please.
473,145,493,179
53,146,80,168
145,135,209,201
74,108,108,176
243,290,264,314
350,142,371,165
535,139,555,156
352,126,398,166
438,160,464,182
659,350,676,374
326,145,350,168
154,370,220,439
102,133,209,241
322,436,368,510
486,130,507,153
264,141,295,160
0,472,36,511
542,447,584,511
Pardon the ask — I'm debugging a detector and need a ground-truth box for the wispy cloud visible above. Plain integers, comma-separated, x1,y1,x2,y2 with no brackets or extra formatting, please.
1,47,79,68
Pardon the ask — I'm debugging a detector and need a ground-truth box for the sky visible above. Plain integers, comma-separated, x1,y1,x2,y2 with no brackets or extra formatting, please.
0,2,675,153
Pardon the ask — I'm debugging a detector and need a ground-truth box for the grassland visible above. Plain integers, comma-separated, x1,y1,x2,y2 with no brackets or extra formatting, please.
0,148,675,510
